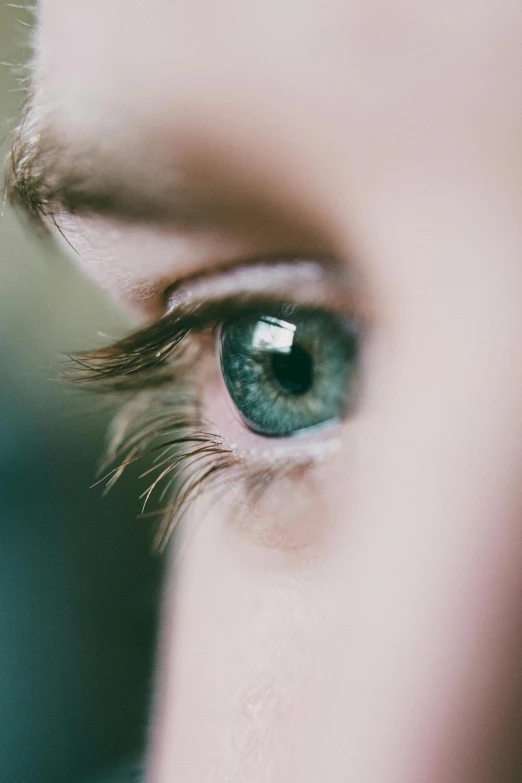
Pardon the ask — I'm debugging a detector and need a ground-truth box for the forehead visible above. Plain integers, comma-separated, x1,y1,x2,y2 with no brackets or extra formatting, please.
37,0,344,141
38,0,364,112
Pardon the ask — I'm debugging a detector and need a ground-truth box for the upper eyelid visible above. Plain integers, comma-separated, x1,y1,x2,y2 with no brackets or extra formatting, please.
66,257,363,390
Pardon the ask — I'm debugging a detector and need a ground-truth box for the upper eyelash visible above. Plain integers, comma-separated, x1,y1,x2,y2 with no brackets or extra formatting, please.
65,294,300,391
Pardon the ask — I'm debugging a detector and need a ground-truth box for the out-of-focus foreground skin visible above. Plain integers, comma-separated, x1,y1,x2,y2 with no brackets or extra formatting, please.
9,0,522,781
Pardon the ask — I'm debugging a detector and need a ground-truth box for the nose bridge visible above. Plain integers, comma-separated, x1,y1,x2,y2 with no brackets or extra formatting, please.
323,276,522,782
340,155,522,560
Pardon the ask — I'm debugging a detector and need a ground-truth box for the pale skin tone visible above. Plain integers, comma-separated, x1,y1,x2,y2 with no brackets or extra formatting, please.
12,0,522,780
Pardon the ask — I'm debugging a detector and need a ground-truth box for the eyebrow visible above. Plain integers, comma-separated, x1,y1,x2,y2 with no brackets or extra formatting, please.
4,115,221,231
5,104,300,236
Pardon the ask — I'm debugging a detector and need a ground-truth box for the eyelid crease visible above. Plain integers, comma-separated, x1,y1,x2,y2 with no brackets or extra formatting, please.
164,257,348,313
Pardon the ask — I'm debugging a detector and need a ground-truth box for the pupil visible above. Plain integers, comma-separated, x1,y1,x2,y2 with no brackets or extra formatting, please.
271,343,313,395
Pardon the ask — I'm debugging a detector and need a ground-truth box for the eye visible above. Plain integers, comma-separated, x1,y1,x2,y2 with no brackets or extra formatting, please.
219,307,359,437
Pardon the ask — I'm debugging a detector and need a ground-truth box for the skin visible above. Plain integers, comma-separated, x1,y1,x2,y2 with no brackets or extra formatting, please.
18,0,522,780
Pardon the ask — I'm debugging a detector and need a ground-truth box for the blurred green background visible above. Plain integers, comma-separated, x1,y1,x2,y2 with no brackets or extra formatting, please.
0,4,161,781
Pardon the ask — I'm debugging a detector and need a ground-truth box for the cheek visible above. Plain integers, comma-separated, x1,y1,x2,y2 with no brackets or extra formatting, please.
149,507,339,782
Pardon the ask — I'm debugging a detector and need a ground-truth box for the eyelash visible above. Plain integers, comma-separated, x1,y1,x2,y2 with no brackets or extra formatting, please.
66,298,322,551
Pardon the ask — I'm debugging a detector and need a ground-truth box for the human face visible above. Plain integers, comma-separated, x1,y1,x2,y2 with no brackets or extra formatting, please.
9,1,522,780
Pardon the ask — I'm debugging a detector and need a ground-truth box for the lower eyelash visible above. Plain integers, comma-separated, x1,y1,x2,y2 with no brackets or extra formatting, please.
66,331,325,552
85,383,321,553
95,386,239,552
64,334,238,550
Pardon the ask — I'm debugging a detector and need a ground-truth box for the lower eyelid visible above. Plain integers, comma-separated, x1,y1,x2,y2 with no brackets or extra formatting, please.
204,436,343,554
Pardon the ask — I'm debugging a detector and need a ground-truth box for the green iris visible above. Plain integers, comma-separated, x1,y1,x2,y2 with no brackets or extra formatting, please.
219,307,359,437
